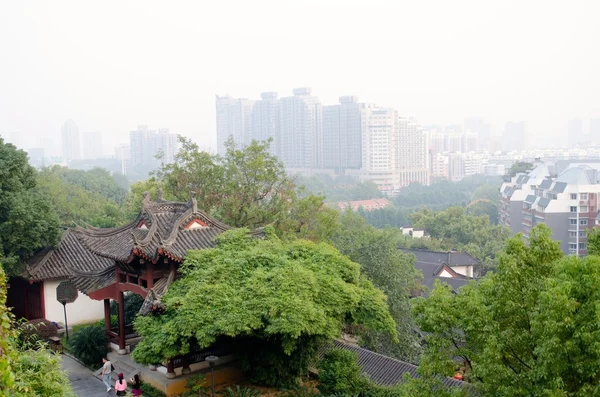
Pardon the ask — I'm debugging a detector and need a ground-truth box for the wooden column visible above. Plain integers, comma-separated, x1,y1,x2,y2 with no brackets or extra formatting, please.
103,299,111,333
166,359,176,379
181,355,191,375
147,262,154,289
117,291,126,354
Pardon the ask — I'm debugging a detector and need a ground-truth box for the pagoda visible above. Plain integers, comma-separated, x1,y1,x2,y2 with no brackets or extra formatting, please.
26,191,240,359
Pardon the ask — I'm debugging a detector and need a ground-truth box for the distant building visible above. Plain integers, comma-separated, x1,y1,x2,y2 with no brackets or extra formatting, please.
483,163,505,176
500,161,600,256
322,96,364,171
591,118,600,144
252,92,280,155
61,119,81,162
360,106,398,192
465,117,491,151
568,118,585,148
129,126,178,168
399,248,477,290
26,148,45,168
337,198,391,212
461,131,478,152
503,121,527,151
431,152,450,179
114,144,130,175
279,88,323,170
82,131,102,159
397,118,429,187
215,95,254,154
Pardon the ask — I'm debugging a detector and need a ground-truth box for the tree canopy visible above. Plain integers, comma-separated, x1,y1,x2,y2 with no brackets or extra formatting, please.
411,225,600,395
36,166,128,228
0,138,60,276
508,161,533,177
132,228,396,386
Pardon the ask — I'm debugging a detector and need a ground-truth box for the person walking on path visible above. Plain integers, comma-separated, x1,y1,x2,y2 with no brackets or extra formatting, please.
115,373,128,396
101,357,112,393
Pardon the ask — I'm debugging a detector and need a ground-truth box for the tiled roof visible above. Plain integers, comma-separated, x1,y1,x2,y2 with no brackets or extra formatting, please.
74,194,234,263
539,179,552,189
318,340,468,389
551,181,567,193
524,195,536,204
538,197,551,208
399,249,479,267
27,229,114,281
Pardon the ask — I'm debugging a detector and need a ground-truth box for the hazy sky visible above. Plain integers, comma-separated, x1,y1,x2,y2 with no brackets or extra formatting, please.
1,0,599,155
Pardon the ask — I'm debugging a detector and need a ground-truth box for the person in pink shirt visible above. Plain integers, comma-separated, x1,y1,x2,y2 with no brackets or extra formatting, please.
115,373,128,396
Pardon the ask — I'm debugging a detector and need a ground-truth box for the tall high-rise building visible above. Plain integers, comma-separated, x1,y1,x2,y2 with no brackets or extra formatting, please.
129,126,178,168
279,88,323,169
427,130,445,154
215,95,255,155
397,118,429,186
360,106,398,192
114,144,130,175
461,131,478,152
503,121,527,151
465,117,491,151
591,118,600,144
568,118,585,148
322,96,364,171
26,148,45,168
61,119,81,162
444,132,462,152
252,92,280,155
82,131,102,159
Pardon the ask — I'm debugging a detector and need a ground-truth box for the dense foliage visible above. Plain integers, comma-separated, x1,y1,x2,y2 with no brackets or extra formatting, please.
37,166,128,228
294,174,383,202
0,267,75,396
132,229,396,386
412,225,600,395
68,324,108,367
331,212,420,362
406,206,510,273
0,138,61,276
18,319,58,346
508,161,533,177
317,349,364,396
111,292,144,325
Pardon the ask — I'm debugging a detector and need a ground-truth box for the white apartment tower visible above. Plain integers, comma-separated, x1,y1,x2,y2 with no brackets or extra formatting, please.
215,95,255,155
279,88,323,170
61,119,81,162
252,92,280,156
397,118,430,187
322,96,364,171
360,106,398,192
129,126,179,168
82,131,102,159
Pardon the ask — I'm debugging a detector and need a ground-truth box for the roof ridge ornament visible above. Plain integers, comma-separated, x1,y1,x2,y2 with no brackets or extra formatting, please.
132,232,140,246
142,191,151,206
191,191,198,213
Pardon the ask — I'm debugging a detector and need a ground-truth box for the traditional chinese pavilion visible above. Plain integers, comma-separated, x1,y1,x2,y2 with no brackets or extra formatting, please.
25,192,235,360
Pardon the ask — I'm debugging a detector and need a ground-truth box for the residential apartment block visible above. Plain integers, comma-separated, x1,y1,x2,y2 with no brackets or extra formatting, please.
500,162,600,256
129,126,179,168
61,119,81,162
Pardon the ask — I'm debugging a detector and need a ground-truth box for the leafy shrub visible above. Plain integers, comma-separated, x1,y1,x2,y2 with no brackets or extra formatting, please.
18,319,58,347
317,349,365,396
183,374,209,396
278,386,322,397
140,383,167,397
111,293,145,325
97,314,118,329
68,324,108,367
224,386,261,397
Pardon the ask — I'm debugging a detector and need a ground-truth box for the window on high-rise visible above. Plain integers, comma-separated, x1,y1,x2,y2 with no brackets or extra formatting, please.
571,193,578,200
570,206,577,213
581,219,588,225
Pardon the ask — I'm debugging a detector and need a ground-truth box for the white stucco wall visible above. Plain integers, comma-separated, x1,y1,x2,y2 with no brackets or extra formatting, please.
451,265,474,278
44,279,104,325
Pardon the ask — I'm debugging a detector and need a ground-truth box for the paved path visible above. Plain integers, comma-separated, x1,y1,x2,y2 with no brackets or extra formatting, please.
61,355,113,397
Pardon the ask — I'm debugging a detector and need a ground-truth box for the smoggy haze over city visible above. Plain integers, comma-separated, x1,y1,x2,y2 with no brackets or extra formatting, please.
1,0,599,156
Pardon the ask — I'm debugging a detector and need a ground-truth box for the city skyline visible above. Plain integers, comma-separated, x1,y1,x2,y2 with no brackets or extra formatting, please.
1,1,599,155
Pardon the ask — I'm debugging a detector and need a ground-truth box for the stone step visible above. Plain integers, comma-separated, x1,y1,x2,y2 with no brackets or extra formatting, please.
93,359,140,386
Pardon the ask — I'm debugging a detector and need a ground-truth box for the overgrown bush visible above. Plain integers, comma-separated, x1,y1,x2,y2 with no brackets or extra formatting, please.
18,318,58,347
111,293,145,325
183,374,209,396
97,314,118,330
317,349,365,396
278,386,322,397
224,386,261,397
68,324,108,367
140,383,167,397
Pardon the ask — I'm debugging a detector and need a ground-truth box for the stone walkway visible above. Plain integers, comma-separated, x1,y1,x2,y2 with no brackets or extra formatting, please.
61,355,113,397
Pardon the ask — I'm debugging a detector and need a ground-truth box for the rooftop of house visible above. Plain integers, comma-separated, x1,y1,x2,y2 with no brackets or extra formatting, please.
399,248,479,267
318,340,468,389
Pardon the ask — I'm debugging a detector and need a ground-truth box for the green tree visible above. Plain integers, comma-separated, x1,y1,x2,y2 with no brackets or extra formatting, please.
0,138,60,275
36,166,127,228
0,266,75,396
410,224,600,396
586,227,600,256
507,162,533,177
331,211,420,362
132,228,396,387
